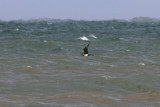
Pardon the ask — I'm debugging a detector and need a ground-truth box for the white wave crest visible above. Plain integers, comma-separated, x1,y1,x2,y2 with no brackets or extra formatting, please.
102,75,113,80
89,34,97,39
43,40,47,43
78,36,89,41
138,62,145,66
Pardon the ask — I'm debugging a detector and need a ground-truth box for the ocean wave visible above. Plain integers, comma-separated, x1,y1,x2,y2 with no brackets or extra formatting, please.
89,34,97,39
101,75,113,80
78,36,89,41
78,34,98,41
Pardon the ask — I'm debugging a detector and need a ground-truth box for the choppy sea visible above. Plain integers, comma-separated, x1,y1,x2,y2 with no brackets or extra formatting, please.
0,19,160,107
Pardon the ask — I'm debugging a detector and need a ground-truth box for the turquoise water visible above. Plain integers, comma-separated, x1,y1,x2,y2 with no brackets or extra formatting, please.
0,19,160,107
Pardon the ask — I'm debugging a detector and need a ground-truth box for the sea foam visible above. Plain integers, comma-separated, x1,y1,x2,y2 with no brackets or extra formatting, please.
89,34,97,39
78,36,89,41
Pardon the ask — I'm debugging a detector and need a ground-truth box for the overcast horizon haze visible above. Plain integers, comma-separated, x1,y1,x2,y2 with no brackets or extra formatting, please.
0,0,160,21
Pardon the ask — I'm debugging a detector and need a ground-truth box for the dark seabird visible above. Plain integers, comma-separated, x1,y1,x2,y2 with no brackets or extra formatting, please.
82,44,89,56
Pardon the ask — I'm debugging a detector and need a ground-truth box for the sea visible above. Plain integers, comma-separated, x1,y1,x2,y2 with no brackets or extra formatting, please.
0,19,160,107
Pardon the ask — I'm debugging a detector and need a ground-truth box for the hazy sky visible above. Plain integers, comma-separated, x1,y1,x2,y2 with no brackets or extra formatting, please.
0,0,160,21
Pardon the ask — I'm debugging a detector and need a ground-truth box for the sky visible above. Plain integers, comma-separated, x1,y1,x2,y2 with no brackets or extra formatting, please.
0,0,160,21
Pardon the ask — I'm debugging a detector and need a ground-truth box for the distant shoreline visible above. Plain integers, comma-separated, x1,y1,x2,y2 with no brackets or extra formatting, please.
0,17,160,22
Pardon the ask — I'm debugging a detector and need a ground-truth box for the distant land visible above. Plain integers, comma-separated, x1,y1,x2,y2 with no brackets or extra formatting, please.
0,17,160,22
130,17,160,22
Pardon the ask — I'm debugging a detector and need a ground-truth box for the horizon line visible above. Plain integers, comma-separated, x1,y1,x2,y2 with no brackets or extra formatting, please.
0,16,160,22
